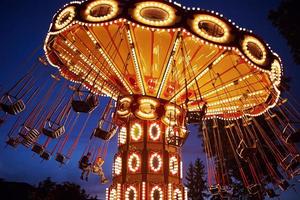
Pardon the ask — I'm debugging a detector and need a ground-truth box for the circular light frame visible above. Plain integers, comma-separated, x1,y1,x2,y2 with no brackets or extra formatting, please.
128,153,141,173
84,0,119,22
149,123,161,141
125,186,137,200
192,14,231,44
151,186,163,200
133,1,176,27
54,6,76,30
150,153,163,172
270,59,282,86
173,188,183,200
130,123,143,141
242,35,267,65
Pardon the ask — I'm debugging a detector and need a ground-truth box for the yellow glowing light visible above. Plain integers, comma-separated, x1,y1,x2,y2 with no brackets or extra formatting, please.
84,0,119,22
109,189,117,200
162,104,181,126
130,123,143,141
150,153,163,172
151,186,163,200
270,59,282,86
135,97,159,120
118,127,127,145
133,1,176,27
125,186,137,200
242,35,267,65
169,156,179,175
192,14,230,43
54,6,76,30
114,156,122,176
117,97,132,117
173,189,183,200
128,153,141,173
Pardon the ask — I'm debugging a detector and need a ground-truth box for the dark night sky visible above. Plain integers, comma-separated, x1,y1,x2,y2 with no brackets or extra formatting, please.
1,0,300,199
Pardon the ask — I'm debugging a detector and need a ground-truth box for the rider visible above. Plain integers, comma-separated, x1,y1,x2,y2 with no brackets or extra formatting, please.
79,152,92,181
92,156,108,184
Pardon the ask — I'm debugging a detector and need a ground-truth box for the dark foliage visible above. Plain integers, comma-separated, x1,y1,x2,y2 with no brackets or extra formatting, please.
0,178,98,200
185,159,208,200
269,0,300,65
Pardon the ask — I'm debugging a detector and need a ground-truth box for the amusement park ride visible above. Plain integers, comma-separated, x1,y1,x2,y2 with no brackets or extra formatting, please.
1,0,300,199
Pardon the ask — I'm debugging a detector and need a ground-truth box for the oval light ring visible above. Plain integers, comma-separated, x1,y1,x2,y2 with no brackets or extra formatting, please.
192,14,232,44
54,6,76,30
83,0,119,22
241,35,268,66
133,1,177,27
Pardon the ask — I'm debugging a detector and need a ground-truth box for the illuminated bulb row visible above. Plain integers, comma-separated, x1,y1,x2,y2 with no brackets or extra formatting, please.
180,161,183,179
150,153,163,172
109,189,117,200
84,0,118,22
130,123,142,141
151,186,163,200
118,127,127,145
128,153,141,173
212,53,226,65
157,37,181,98
168,183,172,200
202,74,253,98
149,123,161,141
174,189,183,200
106,188,109,200
142,182,146,200
117,184,121,200
169,156,179,175
126,28,145,95
184,187,188,200
114,156,122,176
98,46,133,94
171,67,209,102
125,186,137,200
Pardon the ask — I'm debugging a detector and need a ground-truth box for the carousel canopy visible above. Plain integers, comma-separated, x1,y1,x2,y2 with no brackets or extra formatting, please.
44,0,283,119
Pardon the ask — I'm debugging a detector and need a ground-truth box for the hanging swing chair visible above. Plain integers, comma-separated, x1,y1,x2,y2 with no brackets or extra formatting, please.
70,70,100,114
247,184,261,195
55,153,69,165
277,179,290,191
0,95,26,115
31,143,45,155
282,122,300,144
40,151,51,161
19,125,40,148
43,122,66,139
209,185,230,200
93,98,118,141
266,189,279,198
236,139,257,161
6,137,19,148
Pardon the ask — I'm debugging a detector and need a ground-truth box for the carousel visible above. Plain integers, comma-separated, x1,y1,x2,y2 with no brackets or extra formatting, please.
1,0,299,199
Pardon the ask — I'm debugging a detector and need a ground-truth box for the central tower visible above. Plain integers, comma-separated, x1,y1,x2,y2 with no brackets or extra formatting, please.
107,95,188,200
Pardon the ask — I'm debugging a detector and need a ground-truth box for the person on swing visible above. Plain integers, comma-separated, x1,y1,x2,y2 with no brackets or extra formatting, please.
92,156,108,184
79,152,92,181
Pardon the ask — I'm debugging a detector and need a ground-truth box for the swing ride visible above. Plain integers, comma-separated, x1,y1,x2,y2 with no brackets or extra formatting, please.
1,0,300,199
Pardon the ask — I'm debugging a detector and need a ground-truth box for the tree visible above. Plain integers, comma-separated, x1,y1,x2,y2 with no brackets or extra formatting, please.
269,0,300,65
185,159,208,200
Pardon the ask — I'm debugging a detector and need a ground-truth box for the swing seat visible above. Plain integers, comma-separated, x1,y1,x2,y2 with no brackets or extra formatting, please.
187,110,206,124
0,99,25,115
266,189,279,198
40,151,51,161
247,184,261,195
31,144,44,155
6,138,19,148
236,140,257,161
209,185,219,195
42,125,65,139
55,153,68,165
283,154,300,171
167,135,186,147
20,127,40,148
0,118,5,125
283,130,300,144
278,179,289,191
71,95,99,113
93,126,117,141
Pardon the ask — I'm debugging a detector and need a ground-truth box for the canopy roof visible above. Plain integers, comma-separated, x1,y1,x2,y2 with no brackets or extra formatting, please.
44,0,283,119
